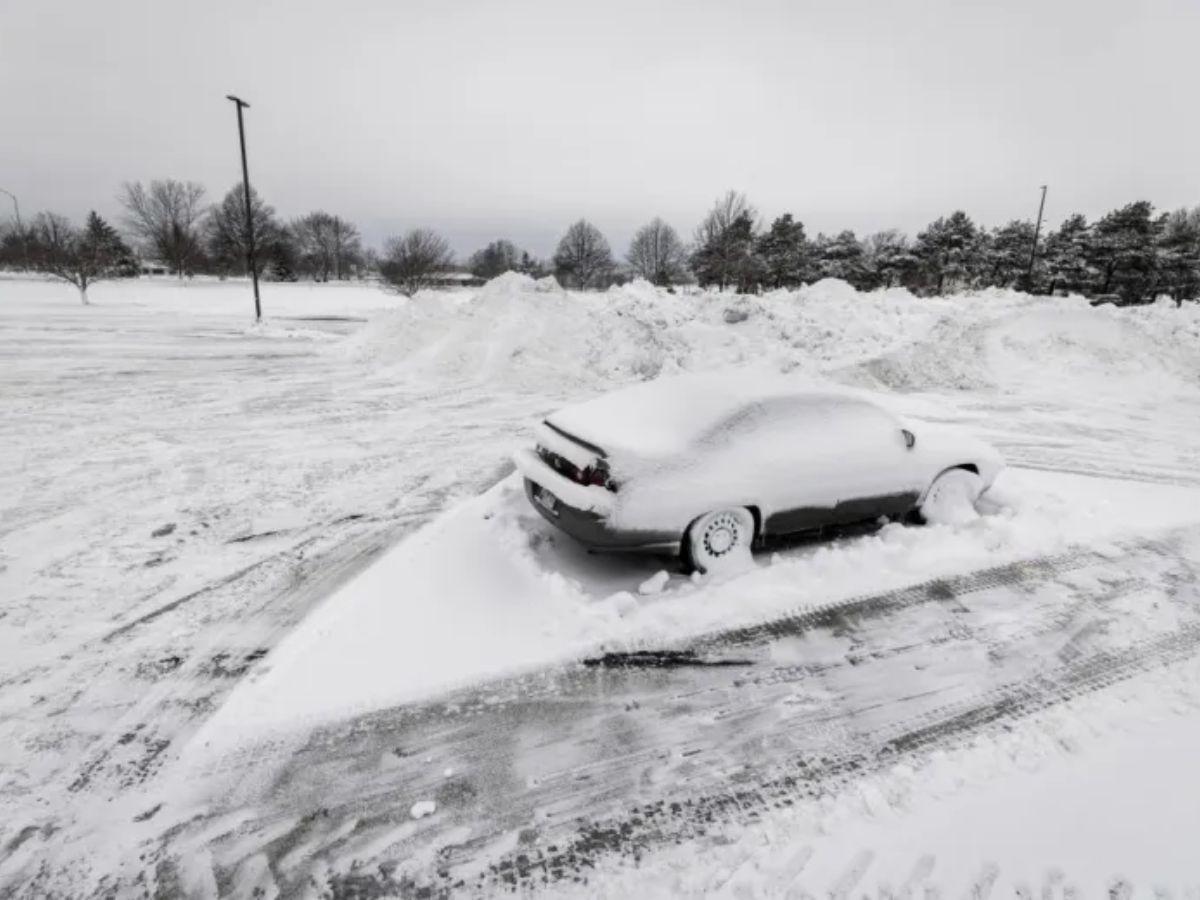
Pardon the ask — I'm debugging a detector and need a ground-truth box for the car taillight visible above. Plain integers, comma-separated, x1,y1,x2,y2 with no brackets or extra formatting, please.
580,466,617,492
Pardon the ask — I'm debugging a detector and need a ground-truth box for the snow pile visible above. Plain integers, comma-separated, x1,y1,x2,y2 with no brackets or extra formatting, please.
343,274,1200,405
844,292,1200,395
190,467,1200,749
343,274,950,391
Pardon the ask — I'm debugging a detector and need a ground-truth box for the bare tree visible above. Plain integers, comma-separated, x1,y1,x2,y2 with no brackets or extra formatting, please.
291,212,334,280
329,216,363,279
691,191,760,290
119,179,206,276
627,218,687,285
291,211,362,280
205,183,282,277
29,211,134,304
553,219,614,289
378,229,454,295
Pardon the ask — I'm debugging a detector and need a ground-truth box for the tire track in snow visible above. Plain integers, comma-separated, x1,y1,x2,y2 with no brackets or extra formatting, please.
463,619,1200,895
123,527,1200,899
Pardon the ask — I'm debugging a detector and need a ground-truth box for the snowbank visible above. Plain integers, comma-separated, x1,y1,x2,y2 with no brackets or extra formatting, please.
191,466,1200,752
342,274,951,390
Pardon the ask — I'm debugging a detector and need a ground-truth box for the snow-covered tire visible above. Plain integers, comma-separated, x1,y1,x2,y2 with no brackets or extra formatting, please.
683,508,755,575
920,467,983,525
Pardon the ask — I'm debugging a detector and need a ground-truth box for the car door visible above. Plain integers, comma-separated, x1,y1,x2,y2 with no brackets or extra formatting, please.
820,401,925,523
736,397,924,535
724,397,860,534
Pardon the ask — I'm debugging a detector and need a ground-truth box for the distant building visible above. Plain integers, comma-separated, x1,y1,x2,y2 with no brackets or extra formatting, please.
138,259,170,276
428,271,485,288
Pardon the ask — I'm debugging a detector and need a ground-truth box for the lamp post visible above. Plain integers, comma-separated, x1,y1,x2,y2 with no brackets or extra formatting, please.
0,187,24,271
225,95,262,321
1027,184,1048,281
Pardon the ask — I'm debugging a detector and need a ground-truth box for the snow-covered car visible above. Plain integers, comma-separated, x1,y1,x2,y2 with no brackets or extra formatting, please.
514,374,1004,573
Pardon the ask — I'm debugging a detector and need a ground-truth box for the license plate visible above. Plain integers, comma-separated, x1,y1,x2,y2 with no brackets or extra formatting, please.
533,485,559,513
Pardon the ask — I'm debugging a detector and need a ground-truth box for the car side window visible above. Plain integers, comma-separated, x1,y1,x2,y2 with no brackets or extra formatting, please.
706,397,900,452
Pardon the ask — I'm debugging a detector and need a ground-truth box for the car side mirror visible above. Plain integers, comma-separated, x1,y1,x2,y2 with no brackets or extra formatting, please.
901,428,916,450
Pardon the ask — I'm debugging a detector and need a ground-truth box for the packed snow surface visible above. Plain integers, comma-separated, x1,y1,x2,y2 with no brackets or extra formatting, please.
197,467,1200,745
4,274,1200,896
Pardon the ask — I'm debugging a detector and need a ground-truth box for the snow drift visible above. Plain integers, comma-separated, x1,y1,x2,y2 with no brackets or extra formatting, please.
188,275,1200,743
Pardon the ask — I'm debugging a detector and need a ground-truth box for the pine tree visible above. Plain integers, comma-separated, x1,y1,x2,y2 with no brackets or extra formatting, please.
863,230,918,289
982,220,1036,288
914,211,982,294
1156,208,1200,305
814,230,868,288
690,191,761,292
1041,214,1093,296
1087,201,1161,304
756,214,811,289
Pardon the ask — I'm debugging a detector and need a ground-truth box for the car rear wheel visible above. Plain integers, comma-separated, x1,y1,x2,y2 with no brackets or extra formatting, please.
920,467,983,525
683,508,755,575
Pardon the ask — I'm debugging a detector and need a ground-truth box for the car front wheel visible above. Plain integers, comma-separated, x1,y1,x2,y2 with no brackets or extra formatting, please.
683,508,755,575
920,467,983,525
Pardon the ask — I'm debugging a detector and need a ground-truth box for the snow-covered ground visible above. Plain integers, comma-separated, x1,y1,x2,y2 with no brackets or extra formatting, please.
2,274,1200,896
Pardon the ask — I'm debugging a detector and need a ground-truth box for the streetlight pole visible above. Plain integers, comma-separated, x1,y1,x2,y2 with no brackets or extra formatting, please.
0,187,24,271
225,95,262,321
1026,184,1048,281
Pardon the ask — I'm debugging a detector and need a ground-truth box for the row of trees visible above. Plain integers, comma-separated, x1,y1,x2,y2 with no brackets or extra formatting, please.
3,182,1198,304
459,192,1200,305
0,179,369,299
684,192,1200,305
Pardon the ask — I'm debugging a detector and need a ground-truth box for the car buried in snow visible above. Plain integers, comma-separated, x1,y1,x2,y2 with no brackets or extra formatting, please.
514,374,1004,573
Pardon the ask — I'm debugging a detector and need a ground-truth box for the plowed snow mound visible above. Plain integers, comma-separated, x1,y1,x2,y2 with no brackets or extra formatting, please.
347,276,1199,398
841,294,1200,395
345,275,947,390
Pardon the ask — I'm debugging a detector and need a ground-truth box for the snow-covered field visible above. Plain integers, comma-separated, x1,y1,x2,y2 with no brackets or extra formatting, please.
3,274,1200,896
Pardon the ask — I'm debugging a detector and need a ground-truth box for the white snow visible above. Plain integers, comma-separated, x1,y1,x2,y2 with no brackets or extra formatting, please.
4,273,1200,894
192,465,1200,748
409,800,437,820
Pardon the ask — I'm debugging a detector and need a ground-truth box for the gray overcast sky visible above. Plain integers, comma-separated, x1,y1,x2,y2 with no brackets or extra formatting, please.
1,0,1197,257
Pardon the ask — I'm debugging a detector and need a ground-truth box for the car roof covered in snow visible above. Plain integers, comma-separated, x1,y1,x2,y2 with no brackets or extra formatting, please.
545,373,888,459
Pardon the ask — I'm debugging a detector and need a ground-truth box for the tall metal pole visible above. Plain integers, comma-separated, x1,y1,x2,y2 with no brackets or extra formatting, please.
1027,184,1048,279
225,95,261,321
0,187,23,271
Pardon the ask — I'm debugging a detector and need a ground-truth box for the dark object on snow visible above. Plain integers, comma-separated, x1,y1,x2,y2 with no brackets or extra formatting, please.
151,523,176,538
582,649,753,668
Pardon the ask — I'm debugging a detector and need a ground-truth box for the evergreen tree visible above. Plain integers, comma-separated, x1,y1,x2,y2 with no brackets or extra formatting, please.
468,239,523,279
982,220,1036,288
83,211,137,277
690,191,761,291
914,211,982,294
755,213,811,289
863,230,919,289
1086,201,1161,303
814,230,868,288
264,230,300,282
1156,208,1200,305
1041,214,1093,296
727,211,765,292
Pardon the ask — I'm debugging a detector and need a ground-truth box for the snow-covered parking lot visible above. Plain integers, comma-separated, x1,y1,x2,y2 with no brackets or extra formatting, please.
3,274,1200,896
